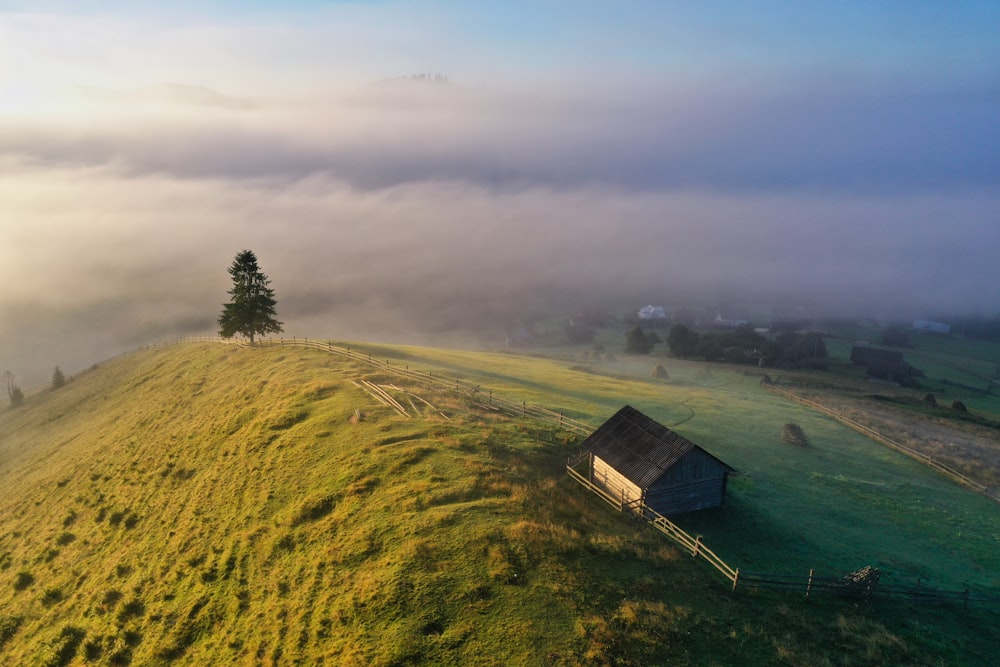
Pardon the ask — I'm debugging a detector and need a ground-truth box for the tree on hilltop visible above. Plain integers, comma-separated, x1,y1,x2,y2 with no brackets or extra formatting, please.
218,250,283,344
51,366,66,389
3,370,24,408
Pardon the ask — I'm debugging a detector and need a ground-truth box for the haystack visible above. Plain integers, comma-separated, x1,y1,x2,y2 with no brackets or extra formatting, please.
650,364,669,379
781,422,810,446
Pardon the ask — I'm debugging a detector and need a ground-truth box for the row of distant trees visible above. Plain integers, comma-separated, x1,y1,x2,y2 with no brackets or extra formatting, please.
626,324,828,368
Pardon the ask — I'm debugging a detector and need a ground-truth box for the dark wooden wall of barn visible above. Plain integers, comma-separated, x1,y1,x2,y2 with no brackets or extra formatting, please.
643,449,730,515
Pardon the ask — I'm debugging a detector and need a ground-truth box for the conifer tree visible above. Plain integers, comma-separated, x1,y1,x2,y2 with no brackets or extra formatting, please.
51,366,65,389
218,250,283,344
2,370,23,408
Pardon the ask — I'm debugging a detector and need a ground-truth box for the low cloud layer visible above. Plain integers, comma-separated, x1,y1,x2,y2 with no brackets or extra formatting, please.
1,6,998,388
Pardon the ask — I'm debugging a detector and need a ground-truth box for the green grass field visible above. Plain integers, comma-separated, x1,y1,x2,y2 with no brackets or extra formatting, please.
1,340,998,665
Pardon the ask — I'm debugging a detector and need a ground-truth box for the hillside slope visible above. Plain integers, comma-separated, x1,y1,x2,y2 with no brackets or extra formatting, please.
0,343,995,665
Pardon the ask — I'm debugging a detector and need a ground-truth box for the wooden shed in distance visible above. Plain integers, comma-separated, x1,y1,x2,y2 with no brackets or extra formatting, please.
580,405,734,516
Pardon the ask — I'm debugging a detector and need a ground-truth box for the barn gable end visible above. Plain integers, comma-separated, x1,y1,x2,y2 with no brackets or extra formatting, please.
580,405,734,516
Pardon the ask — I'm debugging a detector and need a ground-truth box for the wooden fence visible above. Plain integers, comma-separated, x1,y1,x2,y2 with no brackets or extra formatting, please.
762,383,999,502
566,451,1000,613
736,569,1000,614
565,452,739,587
169,336,595,437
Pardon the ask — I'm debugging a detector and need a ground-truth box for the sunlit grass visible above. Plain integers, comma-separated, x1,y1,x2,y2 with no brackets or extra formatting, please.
0,342,997,664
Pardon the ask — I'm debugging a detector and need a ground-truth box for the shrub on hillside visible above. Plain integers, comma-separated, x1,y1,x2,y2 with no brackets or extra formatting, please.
0,615,23,649
625,327,660,354
51,366,66,390
13,571,34,591
667,324,700,358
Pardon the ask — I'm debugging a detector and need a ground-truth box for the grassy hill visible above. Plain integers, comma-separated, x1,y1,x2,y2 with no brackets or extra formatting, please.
1,341,998,665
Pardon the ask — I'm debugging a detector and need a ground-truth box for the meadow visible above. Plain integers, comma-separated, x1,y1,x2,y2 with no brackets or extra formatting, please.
0,339,998,665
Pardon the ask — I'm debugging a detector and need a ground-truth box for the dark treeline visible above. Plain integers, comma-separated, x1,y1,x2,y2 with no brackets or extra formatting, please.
664,324,828,369
948,316,1000,341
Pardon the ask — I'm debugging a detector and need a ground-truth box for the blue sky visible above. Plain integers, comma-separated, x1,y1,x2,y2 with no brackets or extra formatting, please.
1,1,998,385
4,1,999,83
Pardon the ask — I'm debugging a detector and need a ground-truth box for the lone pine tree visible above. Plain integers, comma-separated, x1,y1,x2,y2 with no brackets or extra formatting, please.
218,250,284,344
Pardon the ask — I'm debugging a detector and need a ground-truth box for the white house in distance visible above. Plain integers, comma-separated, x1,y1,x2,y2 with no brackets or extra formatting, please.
638,305,667,322
913,320,951,335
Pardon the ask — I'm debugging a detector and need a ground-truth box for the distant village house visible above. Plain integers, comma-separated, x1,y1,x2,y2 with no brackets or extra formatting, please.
638,305,668,327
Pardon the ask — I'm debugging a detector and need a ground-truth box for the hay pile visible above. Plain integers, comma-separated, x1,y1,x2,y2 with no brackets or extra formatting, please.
781,423,810,446
650,364,669,379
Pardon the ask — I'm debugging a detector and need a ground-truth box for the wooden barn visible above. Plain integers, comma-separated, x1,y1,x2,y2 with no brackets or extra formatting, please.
580,405,734,516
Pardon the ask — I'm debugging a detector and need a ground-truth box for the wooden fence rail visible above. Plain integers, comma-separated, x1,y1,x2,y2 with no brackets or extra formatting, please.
169,336,595,437
736,570,1000,613
565,458,739,586
762,383,998,502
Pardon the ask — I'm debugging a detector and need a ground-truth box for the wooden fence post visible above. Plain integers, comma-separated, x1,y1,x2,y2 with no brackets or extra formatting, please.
693,536,702,558
864,575,876,610
732,568,740,593
806,568,815,599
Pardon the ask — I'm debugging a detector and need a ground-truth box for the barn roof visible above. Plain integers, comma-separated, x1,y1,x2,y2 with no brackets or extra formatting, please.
581,405,734,489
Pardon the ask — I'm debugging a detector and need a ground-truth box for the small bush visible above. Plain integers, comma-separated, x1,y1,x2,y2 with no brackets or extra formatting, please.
117,598,145,623
45,625,86,667
951,400,968,412
291,493,337,525
13,571,34,591
0,615,24,648
101,589,123,610
42,587,65,606
55,532,76,546
83,637,104,661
